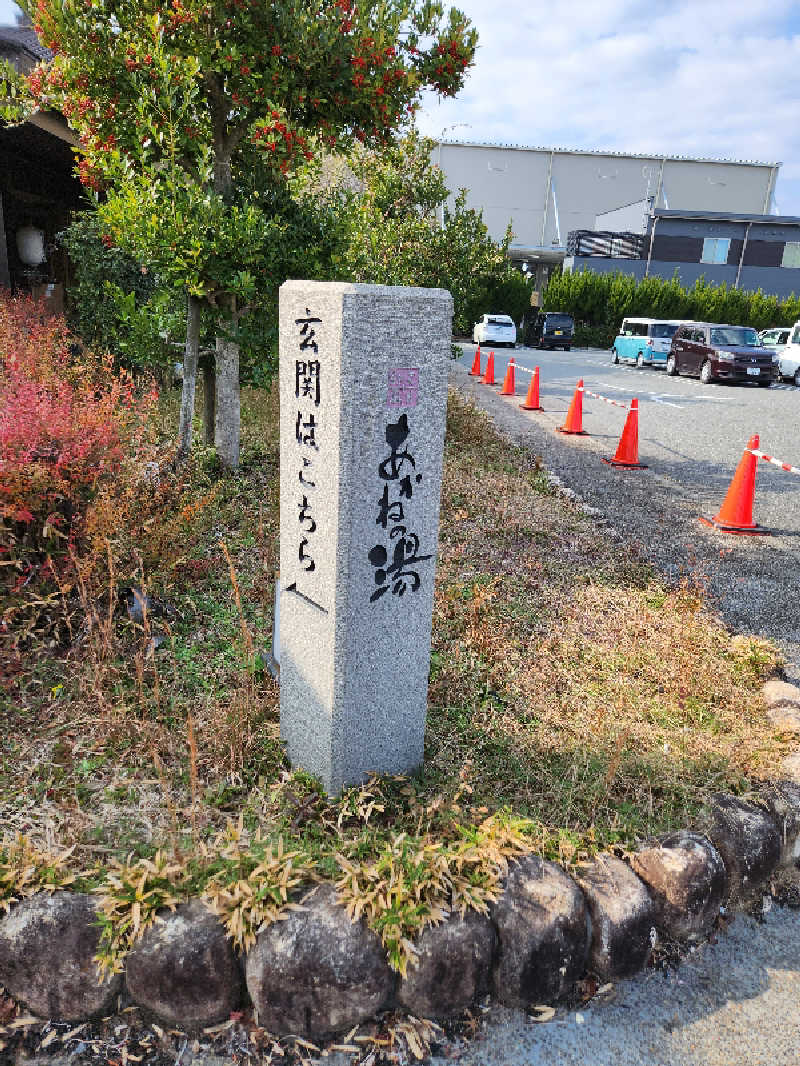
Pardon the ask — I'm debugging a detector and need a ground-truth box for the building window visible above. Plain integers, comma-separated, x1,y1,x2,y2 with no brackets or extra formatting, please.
701,237,730,264
781,242,800,268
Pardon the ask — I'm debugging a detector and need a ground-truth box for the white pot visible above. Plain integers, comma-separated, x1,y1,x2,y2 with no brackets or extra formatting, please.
16,226,46,266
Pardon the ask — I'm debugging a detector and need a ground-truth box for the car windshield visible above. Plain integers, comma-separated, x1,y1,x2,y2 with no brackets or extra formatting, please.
650,323,679,339
762,331,788,346
545,314,573,327
488,316,513,325
710,327,759,347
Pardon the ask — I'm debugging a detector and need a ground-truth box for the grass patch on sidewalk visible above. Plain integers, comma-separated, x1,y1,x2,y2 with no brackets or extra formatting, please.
0,386,788,969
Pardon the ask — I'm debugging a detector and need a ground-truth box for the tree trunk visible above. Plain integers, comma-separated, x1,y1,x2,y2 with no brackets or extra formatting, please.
207,125,242,472
202,364,216,446
177,293,202,460
214,295,240,471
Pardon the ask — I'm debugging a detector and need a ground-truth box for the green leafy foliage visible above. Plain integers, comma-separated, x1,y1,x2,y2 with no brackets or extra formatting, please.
57,213,184,373
94,851,186,977
200,819,315,953
19,0,478,305
544,268,800,347
335,810,533,974
14,0,478,464
0,56,35,123
316,131,533,332
0,836,76,912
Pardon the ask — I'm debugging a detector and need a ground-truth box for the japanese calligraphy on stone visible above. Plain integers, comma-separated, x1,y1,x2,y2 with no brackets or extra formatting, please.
368,409,431,604
288,308,326,613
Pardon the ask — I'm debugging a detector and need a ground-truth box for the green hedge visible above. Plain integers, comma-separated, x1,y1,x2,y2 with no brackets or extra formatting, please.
542,269,800,348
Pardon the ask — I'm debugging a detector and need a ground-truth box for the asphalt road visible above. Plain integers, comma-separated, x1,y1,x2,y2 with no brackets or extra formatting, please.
458,343,800,535
454,343,800,677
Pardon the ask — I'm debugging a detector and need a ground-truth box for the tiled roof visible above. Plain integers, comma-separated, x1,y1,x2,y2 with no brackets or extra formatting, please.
0,24,52,64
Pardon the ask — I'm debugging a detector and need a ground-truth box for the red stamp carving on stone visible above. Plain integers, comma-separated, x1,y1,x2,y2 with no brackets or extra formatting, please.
387,367,419,408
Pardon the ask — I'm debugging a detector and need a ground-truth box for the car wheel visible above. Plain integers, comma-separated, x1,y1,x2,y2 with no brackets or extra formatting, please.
666,353,678,376
758,380,772,388
611,348,619,364
795,367,800,387
636,352,644,367
700,359,714,384
564,346,571,352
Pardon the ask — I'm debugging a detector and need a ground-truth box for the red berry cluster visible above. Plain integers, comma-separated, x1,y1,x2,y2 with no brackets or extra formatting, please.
251,113,313,173
76,156,101,191
428,34,472,94
166,0,194,32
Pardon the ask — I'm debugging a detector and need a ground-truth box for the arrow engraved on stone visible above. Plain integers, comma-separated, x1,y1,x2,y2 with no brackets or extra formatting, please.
285,582,328,614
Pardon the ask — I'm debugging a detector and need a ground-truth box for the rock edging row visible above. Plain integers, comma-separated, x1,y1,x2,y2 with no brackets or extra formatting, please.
0,786,798,1043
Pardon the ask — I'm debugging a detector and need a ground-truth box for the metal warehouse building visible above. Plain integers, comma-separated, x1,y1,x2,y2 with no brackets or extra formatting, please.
434,141,780,288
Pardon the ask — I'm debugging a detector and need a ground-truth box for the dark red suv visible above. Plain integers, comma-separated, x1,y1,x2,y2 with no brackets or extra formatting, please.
666,323,778,386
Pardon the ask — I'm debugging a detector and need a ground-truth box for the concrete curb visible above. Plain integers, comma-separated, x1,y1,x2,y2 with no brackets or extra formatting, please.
0,773,797,1041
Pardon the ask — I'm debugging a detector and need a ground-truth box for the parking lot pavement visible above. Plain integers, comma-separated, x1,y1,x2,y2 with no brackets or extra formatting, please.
452,344,800,677
430,907,800,1066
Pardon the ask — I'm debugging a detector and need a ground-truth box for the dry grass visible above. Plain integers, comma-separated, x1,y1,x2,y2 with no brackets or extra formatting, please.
426,392,786,848
0,384,789,909
0,383,282,861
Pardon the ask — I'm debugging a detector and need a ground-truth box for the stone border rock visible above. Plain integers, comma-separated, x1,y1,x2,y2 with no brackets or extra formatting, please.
0,770,797,1042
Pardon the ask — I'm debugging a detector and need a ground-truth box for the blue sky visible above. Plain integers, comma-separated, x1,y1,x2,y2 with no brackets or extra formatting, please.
3,0,800,214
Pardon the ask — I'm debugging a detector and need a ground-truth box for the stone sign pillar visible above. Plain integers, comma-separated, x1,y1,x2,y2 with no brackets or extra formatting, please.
278,281,453,794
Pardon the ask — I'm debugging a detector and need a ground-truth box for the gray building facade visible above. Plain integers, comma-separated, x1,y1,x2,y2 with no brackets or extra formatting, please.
564,209,800,299
434,141,781,288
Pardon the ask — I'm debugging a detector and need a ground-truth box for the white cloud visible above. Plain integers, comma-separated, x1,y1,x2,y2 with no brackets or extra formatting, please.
0,0,22,24
418,0,800,212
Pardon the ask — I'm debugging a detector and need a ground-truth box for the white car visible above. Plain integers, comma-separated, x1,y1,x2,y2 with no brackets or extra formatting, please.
777,320,800,385
472,313,517,348
758,326,791,350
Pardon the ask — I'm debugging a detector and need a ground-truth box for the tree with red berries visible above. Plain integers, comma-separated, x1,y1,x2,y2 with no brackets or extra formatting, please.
9,0,477,469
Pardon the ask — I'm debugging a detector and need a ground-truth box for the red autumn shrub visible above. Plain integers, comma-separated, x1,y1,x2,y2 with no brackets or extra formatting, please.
0,292,156,602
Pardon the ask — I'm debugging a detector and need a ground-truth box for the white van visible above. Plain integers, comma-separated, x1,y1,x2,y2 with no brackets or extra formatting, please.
777,321,800,385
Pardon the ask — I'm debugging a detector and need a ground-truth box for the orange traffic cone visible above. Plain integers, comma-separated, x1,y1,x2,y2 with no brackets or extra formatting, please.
602,398,647,468
482,351,496,386
469,347,482,376
699,434,769,535
557,379,588,435
520,366,543,411
499,361,516,396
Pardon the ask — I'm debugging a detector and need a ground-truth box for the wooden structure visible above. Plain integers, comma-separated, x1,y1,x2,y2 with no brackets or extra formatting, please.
0,25,84,296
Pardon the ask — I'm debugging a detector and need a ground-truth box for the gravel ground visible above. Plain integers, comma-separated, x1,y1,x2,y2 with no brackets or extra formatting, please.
451,359,800,681
429,907,800,1066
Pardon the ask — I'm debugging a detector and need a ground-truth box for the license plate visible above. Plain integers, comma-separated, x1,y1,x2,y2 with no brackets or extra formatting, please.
555,330,563,335
747,367,760,376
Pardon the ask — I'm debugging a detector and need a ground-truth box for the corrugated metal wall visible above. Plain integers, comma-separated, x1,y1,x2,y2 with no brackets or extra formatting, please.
435,143,778,256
